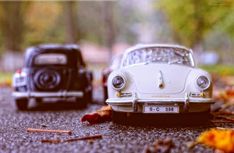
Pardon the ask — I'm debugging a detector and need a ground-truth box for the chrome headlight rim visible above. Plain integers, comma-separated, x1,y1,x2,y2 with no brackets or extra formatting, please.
111,75,126,91
196,75,210,90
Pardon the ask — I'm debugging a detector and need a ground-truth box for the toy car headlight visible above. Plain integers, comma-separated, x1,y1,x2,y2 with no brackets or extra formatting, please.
112,75,126,90
196,76,210,90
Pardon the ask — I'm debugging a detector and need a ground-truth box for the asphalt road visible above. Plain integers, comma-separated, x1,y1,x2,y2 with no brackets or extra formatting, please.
0,88,233,153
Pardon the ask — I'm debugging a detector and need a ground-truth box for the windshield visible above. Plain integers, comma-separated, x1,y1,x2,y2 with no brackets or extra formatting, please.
123,47,193,67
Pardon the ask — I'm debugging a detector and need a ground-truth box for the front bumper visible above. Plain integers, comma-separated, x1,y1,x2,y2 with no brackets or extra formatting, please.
12,91,83,99
106,97,214,113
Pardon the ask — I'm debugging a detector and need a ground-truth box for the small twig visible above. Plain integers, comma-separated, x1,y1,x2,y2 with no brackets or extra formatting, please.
64,134,102,142
27,128,72,135
41,134,103,144
41,139,61,144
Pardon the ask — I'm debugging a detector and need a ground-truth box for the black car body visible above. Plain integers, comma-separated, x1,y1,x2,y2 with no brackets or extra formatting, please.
12,44,93,110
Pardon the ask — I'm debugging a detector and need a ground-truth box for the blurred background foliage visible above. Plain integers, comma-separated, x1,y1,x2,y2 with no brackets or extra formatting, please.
0,0,233,66
158,0,234,49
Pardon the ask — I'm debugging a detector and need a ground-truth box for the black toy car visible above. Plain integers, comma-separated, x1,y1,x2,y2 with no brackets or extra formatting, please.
12,44,93,110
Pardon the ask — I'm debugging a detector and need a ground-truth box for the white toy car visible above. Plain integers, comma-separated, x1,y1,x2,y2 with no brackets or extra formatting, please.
106,44,213,119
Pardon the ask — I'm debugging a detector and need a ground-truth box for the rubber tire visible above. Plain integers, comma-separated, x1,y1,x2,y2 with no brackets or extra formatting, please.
75,92,89,108
86,90,93,103
15,98,28,111
103,86,108,102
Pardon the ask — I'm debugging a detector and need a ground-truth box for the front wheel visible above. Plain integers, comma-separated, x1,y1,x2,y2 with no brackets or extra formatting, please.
15,98,28,111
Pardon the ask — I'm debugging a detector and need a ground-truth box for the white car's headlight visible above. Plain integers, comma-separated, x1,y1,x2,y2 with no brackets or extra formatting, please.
196,76,210,90
112,75,126,90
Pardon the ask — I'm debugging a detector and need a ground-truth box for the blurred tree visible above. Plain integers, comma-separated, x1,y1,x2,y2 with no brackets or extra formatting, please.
25,2,64,46
63,1,79,43
0,2,29,51
76,1,118,62
215,4,234,37
77,1,139,45
158,0,234,50
103,2,116,63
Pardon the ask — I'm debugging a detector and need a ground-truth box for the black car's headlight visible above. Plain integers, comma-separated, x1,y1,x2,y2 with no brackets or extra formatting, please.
112,75,126,90
196,76,210,90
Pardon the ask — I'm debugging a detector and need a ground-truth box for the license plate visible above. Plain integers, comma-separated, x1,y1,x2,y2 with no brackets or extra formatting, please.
144,105,179,113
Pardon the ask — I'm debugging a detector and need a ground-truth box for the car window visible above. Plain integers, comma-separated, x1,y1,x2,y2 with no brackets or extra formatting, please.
34,54,67,65
123,47,193,67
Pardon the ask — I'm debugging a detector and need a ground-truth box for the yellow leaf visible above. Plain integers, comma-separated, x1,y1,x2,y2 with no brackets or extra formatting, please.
197,128,234,153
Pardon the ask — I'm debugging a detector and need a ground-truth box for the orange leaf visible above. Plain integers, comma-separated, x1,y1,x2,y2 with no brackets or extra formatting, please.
197,128,234,153
81,105,112,124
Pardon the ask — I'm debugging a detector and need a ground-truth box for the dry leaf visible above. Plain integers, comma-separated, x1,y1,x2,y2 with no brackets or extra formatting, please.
81,105,112,124
214,86,234,104
145,138,174,153
0,79,12,88
197,128,234,153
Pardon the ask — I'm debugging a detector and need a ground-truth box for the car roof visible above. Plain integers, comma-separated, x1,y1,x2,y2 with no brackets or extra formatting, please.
26,44,80,53
124,44,192,55
24,44,84,67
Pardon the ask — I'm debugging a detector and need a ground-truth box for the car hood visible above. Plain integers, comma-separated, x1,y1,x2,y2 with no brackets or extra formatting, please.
124,63,193,94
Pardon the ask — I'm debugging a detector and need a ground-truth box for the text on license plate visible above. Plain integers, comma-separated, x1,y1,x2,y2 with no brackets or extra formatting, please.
144,105,179,113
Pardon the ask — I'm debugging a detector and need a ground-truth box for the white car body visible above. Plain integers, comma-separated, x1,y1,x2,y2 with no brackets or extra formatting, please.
106,44,213,114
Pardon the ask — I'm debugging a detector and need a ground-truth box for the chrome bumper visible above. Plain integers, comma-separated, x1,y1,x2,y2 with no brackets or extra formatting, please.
106,97,213,113
12,91,83,99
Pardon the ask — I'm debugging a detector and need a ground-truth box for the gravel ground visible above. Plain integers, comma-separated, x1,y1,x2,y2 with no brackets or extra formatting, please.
0,88,233,153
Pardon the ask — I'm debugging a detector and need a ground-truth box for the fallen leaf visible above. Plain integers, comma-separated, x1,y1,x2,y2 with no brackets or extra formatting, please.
186,141,198,149
197,128,234,153
214,86,234,105
145,138,175,153
81,105,112,124
0,80,12,88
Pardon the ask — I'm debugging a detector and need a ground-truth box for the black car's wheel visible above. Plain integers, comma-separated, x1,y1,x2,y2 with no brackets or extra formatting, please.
75,93,88,108
103,86,108,105
103,86,108,100
15,98,28,110
86,90,93,103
